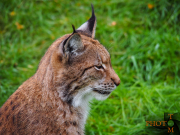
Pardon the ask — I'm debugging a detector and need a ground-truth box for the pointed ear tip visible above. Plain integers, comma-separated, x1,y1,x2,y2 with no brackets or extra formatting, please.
72,24,76,33
72,24,75,28
91,4,94,8
91,4,95,16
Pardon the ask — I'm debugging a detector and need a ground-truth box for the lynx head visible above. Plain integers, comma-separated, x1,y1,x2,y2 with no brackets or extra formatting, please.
37,5,120,107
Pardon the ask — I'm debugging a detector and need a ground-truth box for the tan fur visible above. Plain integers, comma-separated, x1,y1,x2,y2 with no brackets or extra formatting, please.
0,7,120,135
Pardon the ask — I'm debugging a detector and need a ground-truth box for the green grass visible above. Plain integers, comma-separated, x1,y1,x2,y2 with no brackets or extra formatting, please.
0,0,180,134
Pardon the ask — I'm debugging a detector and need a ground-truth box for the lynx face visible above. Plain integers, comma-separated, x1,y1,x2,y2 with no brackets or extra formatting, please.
53,35,120,108
47,6,120,108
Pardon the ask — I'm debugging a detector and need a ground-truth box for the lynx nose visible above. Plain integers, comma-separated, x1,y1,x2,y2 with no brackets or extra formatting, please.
111,74,120,86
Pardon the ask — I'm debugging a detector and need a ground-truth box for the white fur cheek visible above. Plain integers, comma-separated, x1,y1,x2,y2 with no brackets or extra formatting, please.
72,87,92,107
91,92,110,100
72,87,93,124
71,86,110,124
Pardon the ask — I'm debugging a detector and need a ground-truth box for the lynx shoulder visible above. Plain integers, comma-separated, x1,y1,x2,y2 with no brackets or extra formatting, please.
0,5,120,135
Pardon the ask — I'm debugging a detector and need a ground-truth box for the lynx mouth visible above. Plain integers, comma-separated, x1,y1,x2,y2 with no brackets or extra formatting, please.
93,89,111,95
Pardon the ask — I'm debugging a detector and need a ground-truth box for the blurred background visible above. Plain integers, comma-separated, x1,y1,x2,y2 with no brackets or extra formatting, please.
0,0,180,134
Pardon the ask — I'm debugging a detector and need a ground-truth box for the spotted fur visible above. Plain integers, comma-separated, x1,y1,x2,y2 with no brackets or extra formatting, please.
0,5,120,135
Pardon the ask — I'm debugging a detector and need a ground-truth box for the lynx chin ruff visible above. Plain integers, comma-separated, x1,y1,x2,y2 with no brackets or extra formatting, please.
0,5,120,135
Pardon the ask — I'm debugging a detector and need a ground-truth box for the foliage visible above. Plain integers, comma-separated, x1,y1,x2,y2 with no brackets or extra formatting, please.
0,0,180,134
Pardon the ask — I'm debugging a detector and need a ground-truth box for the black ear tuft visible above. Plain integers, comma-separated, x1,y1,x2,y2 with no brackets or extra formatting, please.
77,4,96,38
63,25,77,48
88,4,96,32
72,24,76,34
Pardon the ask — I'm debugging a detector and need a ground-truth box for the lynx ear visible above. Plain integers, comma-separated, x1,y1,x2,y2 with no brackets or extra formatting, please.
63,27,84,57
77,4,96,38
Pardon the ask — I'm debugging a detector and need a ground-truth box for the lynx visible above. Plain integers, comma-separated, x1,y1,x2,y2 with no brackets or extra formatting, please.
0,5,120,135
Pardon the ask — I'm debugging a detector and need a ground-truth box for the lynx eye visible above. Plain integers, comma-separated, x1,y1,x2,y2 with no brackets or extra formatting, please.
94,65,104,70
